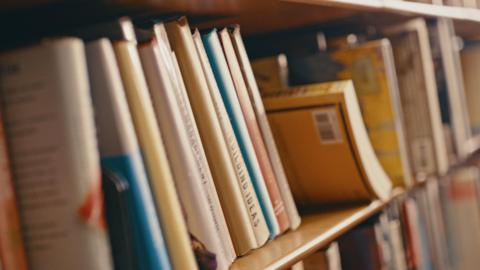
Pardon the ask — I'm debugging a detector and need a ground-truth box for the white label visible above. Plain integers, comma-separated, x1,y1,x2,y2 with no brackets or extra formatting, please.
313,109,342,144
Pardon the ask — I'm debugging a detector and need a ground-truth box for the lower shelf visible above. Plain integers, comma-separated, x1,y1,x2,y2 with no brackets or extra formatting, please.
230,189,403,270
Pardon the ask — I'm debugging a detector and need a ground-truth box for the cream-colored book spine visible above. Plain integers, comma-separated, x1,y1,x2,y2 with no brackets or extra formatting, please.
228,26,301,230
165,17,257,255
113,40,197,270
192,30,270,245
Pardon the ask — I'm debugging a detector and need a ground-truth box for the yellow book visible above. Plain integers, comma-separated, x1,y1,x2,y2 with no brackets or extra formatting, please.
113,41,198,270
264,80,392,206
329,39,412,187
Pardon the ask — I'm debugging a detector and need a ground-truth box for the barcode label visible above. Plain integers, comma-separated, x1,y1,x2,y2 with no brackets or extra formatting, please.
312,109,342,144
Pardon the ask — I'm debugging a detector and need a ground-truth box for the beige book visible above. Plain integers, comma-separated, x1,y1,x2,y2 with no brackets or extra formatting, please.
113,40,197,270
229,26,301,229
461,44,480,136
165,17,257,255
192,30,270,246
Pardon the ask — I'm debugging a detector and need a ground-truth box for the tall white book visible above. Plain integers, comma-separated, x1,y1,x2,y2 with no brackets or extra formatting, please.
138,39,231,269
0,38,112,270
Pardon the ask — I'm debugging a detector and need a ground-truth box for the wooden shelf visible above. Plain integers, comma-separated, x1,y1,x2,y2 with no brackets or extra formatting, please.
230,189,403,270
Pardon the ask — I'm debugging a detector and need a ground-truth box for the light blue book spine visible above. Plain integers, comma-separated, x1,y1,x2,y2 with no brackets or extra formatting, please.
202,30,279,237
85,39,172,270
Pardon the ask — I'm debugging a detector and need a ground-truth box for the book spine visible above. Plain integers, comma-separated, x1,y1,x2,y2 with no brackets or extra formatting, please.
0,112,28,270
229,27,301,230
168,51,236,262
113,41,198,270
164,17,257,255
192,30,270,246
220,29,291,234
202,30,283,237
139,42,229,270
0,38,112,270
85,39,172,270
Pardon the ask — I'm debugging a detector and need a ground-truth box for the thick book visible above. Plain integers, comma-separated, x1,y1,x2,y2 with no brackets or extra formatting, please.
165,17,258,255
218,28,291,234
150,23,237,264
112,40,197,270
192,30,270,245
287,39,412,187
202,29,288,236
85,38,171,270
228,26,301,230
0,110,28,270
384,18,449,178
264,80,392,205
460,43,480,135
138,39,230,270
0,38,112,270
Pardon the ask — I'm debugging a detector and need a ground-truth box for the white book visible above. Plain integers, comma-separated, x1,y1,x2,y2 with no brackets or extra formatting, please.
0,38,112,270
138,40,230,269
85,38,171,270
192,30,270,245
229,26,301,229
112,40,198,270
152,23,236,264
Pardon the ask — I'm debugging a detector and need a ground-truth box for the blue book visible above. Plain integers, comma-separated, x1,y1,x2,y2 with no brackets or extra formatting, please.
202,29,280,237
86,38,172,270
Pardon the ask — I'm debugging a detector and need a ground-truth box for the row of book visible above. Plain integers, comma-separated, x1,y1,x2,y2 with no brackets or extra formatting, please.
0,12,476,270
402,0,480,8
290,151,480,270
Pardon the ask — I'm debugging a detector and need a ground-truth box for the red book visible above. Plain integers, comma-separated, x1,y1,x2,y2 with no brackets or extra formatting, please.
0,113,28,270
219,29,290,233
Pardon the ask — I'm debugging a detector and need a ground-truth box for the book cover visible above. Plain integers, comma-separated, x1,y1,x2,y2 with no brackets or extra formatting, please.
113,40,198,270
288,39,412,187
0,38,112,270
264,81,392,206
218,28,291,234
229,26,301,230
384,18,449,178
202,29,286,236
165,17,257,255
192,30,270,245
85,38,171,270
0,110,28,270
139,40,229,270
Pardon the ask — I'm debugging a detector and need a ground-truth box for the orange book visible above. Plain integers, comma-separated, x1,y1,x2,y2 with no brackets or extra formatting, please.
0,113,28,270
219,29,290,233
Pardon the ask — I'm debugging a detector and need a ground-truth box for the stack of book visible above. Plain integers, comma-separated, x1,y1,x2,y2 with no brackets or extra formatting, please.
0,12,478,270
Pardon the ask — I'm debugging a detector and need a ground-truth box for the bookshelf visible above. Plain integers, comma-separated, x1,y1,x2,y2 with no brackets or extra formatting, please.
231,189,404,270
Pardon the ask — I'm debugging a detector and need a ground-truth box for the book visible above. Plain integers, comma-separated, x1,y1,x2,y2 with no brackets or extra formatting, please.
112,40,197,270
149,22,237,264
384,18,449,178
460,43,480,135
302,242,342,270
192,30,270,246
218,28,291,234
264,81,392,206
202,29,287,236
287,39,413,187
85,38,171,270
0,109,28,270
250,54,289,94
165,17,258,255
428,18,471,160
229,25,301,230
138,38,230,270
0,38,112,270
338,219,383,270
